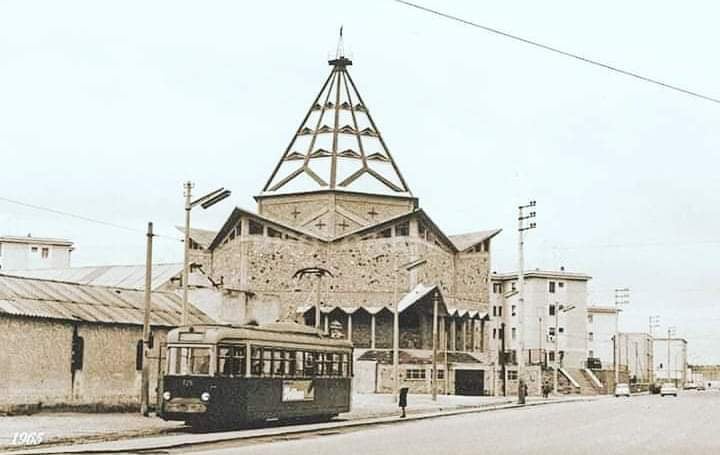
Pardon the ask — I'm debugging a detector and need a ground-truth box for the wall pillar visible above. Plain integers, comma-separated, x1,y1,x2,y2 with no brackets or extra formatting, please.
347,313,353,341
450,318,457,351
370,313,376,349
462,319,467,352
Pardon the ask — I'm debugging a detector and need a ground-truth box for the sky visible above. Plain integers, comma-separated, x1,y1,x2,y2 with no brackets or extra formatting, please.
1,0,718,362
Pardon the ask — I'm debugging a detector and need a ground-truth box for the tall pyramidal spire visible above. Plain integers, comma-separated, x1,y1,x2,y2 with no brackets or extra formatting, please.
262,49,411,196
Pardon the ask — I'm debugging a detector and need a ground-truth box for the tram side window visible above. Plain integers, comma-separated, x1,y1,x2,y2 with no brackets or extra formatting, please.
262,348,273,376
251,347,262,376
217,345,246,377
167,347,212,376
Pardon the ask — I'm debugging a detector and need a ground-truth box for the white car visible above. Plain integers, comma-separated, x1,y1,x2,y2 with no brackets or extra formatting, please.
614,383,630,397
660,383,678,397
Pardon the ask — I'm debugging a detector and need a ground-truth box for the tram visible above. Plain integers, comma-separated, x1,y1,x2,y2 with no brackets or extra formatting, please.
160,322,353,427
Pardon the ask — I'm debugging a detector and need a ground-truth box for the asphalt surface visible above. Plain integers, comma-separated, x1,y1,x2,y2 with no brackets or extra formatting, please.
182,391,720,455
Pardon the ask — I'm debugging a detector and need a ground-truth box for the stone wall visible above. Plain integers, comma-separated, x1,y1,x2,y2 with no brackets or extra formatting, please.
210,213,491,324
0,316,168,413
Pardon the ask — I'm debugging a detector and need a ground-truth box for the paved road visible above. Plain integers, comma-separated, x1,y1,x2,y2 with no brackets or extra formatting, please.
183,392,720,455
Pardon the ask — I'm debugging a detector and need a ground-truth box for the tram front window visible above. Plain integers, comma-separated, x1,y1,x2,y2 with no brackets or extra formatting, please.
168,346,212,375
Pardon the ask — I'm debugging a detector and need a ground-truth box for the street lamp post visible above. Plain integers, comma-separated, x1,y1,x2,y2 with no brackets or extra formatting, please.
182,183,231,325
391,258,427,399
292,267,334,329
553,304,575,394
517,200,536,405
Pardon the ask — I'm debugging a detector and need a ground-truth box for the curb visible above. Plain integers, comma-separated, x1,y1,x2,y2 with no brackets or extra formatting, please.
11,396,603,455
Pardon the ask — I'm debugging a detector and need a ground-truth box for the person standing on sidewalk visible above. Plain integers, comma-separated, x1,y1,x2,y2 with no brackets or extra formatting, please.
399,387,409,418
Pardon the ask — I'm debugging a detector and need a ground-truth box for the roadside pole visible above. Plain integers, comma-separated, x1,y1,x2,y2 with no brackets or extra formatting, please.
516,200,536,405
141,222,154,416
431,292,439,401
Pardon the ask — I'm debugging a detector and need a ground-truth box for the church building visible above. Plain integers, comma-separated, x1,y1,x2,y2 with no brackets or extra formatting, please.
200,53,501,395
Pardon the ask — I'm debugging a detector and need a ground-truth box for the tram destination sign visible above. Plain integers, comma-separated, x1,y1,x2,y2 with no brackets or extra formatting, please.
282,380,315,402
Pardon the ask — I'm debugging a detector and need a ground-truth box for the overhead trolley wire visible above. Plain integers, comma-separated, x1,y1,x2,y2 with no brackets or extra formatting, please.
392,0,720,105
0,195,182,241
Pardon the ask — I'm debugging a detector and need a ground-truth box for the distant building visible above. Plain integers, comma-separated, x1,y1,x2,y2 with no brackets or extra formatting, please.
489,270,594,394
586,305,619,370
654,337,688,386
617,332,654,384
0,274,212,413
0,235,73,271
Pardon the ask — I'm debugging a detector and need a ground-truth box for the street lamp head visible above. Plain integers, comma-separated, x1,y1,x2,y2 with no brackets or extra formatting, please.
200,190,231,209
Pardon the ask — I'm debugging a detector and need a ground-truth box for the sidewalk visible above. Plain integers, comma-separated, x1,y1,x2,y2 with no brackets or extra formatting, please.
0,394,599,453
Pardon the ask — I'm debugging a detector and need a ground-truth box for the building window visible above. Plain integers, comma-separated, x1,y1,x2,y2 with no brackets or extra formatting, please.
511,328,517,340
511,282,516,292
558,327,564,333
396,222,410,236
507,370,518,380
548,327,556,337
431,369,445,380
588,332,594,341
378,228,392,238
492,328,497,339
588,350,594,358
249,220,264,235
492,282,503,294
41,247,49,258
406,369,426,380
549,304,556,316
31,246,38,253
136,340,144,371
558,282,564,288
587,314,593,324
511,305,516,317
267,227,283,238
498,306,503,317
548,352,555,362
71,333,84,372
549,281,556,293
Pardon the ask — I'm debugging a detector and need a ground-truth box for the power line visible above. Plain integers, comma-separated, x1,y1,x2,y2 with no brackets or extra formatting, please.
0,196,181,242
392,0,720,105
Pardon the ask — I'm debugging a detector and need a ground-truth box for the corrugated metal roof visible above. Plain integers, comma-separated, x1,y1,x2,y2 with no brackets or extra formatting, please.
448,229,502,252
0,274,213,327
175,226,218,249
4,263,185,290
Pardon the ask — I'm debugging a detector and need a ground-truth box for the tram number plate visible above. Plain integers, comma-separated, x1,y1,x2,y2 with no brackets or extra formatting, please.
282,380,315,402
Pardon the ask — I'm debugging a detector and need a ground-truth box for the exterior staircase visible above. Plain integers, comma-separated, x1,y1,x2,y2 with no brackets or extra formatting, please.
560,368,602,395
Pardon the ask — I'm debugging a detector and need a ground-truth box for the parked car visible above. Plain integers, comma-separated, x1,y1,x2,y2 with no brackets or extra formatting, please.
683,383,698,390
660,383,678,397
649,383,662,394
697,383,706,391
615,383,631,397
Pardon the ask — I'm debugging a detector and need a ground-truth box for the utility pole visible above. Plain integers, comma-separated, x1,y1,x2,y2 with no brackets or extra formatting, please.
649,315,660,383
431,292,439,401
182,181,193,326
181,183,231,325
500,322,507,396
667,326,676,382
613,288,630,385
141,222,154,416
516,200,536,404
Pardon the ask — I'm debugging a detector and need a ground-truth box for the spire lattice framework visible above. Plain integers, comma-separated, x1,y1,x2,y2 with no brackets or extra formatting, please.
263,56,411,195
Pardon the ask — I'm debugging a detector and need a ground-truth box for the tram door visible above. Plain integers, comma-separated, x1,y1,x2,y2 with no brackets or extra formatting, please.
455,369,484,396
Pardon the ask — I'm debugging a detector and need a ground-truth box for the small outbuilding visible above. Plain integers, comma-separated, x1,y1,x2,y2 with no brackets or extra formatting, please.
0,274,212,414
